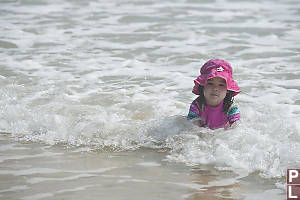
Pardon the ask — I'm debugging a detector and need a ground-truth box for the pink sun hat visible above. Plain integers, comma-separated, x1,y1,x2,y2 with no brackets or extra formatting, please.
192,59,241,96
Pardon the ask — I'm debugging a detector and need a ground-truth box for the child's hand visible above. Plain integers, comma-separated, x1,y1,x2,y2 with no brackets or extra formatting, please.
224,122,231,130
225,121,239,130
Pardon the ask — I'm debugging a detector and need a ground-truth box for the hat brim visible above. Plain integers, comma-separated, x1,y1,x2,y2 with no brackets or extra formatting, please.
192,75,241,96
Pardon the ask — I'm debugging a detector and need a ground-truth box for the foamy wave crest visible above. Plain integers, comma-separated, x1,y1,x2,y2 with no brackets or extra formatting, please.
166,103,300,179
1,79,299,179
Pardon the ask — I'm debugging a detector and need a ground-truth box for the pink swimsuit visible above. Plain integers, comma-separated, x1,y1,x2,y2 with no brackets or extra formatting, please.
200,102,228,129
187,100,240,129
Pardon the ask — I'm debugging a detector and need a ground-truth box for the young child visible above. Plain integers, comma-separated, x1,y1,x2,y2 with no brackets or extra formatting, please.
187,59,241,129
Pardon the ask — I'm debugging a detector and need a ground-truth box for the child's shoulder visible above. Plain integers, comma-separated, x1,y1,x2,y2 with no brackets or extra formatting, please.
227,101,240,116
192,96,205,111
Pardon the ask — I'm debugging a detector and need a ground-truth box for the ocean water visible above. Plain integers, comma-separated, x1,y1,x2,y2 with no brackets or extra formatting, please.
1,0,300,199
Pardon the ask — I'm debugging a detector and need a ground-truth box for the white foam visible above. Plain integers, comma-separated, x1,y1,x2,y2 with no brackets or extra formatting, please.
0,185,29,193
136,162,161,167
0,0,299,185
23,193,53,200
244,189,284,200
27,174,97,184
0,168,61,176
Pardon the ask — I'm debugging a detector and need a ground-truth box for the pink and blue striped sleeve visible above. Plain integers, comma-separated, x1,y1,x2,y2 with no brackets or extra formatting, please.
187,100,200,120
227,103,240,124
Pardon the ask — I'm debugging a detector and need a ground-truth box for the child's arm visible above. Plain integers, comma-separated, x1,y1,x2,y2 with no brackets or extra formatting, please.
193,119,202,127
224,120,239,130
187,100,202,127
226,102,240,129
189,116,202,127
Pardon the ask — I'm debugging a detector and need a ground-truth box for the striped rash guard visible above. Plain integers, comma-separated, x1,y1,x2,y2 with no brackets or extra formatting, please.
187,99,240,129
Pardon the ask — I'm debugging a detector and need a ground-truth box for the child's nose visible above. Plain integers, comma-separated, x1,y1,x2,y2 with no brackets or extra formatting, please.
212,85,219,90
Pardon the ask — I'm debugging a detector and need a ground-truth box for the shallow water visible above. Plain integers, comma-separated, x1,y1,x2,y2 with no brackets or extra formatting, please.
1,0,300,199
0,133,285,200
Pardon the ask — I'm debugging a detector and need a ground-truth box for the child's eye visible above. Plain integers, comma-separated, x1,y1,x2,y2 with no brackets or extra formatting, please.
207,82,214,85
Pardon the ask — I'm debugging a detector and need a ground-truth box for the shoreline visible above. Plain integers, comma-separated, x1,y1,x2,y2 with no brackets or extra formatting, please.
0,134,285,200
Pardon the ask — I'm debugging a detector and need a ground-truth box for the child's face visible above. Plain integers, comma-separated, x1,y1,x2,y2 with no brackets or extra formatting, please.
203,77,227,107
